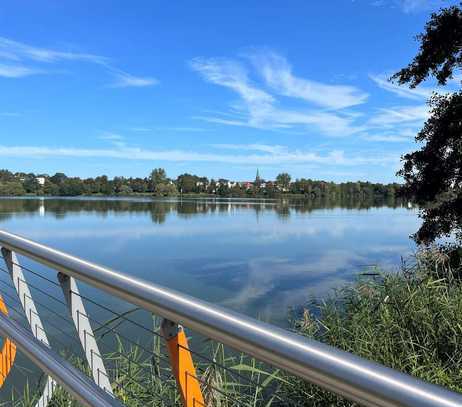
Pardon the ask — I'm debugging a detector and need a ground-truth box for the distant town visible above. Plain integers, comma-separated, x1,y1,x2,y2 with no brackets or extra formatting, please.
0,168,402,200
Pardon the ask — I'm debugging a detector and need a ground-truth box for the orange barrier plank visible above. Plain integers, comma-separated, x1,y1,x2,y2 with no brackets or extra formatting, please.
0,294,16,387
163,323,205,407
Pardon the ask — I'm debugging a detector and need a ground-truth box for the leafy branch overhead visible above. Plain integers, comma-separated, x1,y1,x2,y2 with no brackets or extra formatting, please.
392,2,462,244
392,3,462,87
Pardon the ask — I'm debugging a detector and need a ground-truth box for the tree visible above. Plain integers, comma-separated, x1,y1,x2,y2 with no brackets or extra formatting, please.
155,182,178,196
0,181,25,196
149,168,178,196
59,178,85,196
392,3,462,243
0,170,15,182
129,177,148,193
119,184,133,195
150,168,167,188
112,176,125,194
217,179,230,196
23,175,40,194
43,180,60,195
50,172,67,185
276,173,291,191
176,173,197,193
95,175,112,195
391,4,462,88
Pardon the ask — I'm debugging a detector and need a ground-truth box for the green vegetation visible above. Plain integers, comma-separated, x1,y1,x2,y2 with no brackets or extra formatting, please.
392,3,462,244
0,168,402,201
284,245,462,406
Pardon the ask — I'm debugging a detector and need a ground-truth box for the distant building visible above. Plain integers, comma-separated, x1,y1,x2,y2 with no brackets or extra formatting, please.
36,177,46,186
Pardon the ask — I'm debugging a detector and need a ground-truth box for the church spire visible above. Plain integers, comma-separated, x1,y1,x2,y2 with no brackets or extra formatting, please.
255,169,262,186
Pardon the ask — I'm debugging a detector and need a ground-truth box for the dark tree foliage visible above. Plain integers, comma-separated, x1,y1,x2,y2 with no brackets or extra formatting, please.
392,3,462,87
392,3,462,244
398,93,462,243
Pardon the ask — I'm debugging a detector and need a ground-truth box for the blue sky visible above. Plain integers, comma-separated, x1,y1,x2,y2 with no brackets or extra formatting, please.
0,0,460,182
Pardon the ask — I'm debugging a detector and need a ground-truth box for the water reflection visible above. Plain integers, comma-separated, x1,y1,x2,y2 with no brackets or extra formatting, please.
0,195,406,223
0,197,417,325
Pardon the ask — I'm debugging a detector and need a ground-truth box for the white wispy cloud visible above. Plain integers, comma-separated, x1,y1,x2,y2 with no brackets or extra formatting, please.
0,36,158,87
211,143,288,154
110,71,158,88
360,103,429,142
98,132,125,141
251,51,368,109
129,127,152,132
398,0,441,13
368,105,429,127
193,116,251,127
0,143,397,167
157,127,209,132
190,49,439,145
0,63,42,78
361,128,417,142
190,57,275,127
370,74,435,100
170,127,207,132
0,37,108,64
190,54,363,136
128,126,208,133
98,132,127,148
372,0,444,13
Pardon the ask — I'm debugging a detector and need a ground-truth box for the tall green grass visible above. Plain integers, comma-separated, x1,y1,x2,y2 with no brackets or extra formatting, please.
283,245,462,406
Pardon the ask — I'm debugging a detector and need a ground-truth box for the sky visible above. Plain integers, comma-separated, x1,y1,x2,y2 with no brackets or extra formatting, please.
0,0,460,183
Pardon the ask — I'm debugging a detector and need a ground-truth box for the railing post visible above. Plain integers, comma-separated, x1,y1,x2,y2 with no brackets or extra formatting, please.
57,273,113,395
1,247,56,406
161,319,204,407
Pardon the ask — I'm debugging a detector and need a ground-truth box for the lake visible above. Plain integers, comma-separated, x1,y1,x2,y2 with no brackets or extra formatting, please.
0,197,419,327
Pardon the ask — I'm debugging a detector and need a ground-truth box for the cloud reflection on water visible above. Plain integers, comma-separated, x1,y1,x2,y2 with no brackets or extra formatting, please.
0,198,419,325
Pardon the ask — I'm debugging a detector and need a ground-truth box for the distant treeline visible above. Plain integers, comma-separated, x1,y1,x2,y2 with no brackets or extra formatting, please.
0,168,403,200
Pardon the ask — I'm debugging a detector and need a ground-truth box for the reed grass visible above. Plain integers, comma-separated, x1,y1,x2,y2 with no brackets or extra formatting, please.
283,245,462,406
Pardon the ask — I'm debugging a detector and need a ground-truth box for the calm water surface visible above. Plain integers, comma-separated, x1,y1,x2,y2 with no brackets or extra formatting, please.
0,197,419,326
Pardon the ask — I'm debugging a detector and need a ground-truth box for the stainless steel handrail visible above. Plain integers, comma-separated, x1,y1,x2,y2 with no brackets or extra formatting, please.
0,312,123,407
1,229,462,407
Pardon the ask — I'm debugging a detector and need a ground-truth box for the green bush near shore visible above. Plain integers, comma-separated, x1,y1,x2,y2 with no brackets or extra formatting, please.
284,245,462,406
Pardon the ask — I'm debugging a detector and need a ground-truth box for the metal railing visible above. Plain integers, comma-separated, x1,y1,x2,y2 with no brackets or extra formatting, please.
0,313,123,407
0,229,462,407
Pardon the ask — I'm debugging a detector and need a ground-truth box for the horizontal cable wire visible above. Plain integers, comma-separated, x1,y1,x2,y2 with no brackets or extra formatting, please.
2,265,284,406
0,273,180,402
0,288,180,405
0,285,179,400
0,261,287,405
78,287,275,399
